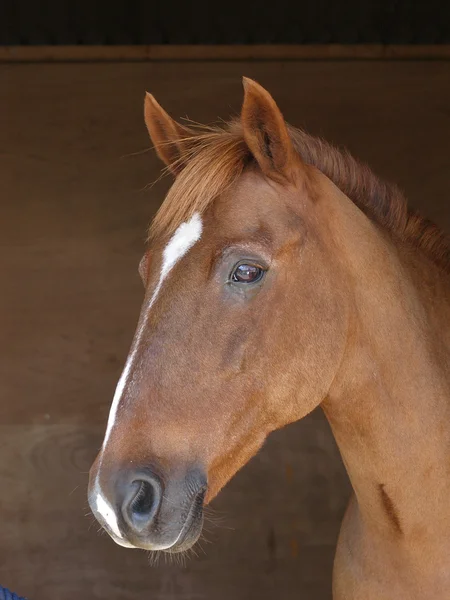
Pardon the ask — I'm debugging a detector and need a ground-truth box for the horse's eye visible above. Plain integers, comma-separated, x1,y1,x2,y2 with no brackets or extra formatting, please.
231,263,265,284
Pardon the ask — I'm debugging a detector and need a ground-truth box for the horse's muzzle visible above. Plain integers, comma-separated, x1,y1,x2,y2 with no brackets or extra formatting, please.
88,463,207,553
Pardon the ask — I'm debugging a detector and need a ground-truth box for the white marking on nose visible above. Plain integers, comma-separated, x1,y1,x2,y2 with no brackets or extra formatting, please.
102,212,203,448
95,493,123,539
112,535,136,549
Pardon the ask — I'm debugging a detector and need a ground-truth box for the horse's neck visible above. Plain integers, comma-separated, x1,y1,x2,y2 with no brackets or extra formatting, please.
322,194,450,546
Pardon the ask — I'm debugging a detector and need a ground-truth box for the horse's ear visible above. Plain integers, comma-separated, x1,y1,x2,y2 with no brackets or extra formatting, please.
241,77,298,183
144,92,194,175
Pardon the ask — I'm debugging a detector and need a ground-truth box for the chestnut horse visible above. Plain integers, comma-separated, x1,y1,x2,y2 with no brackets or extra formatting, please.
89,78,450,599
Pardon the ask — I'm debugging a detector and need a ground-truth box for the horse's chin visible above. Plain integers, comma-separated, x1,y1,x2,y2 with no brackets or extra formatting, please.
162,510,204,554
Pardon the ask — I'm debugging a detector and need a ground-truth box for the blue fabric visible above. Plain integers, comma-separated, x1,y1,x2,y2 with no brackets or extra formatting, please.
0,586,27,600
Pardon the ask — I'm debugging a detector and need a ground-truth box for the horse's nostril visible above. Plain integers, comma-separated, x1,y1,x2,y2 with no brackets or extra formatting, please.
130,480,154,516
122,474,162,533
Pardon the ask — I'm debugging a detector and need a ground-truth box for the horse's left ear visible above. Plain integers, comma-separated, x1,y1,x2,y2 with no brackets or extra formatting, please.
241,77,299,183
144,92,194,175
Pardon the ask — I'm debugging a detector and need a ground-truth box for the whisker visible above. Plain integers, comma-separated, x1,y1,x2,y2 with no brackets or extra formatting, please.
120,147,153,159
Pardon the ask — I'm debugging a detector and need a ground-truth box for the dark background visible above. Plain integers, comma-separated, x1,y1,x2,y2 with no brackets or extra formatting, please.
1,4,450,600
1,0,450,45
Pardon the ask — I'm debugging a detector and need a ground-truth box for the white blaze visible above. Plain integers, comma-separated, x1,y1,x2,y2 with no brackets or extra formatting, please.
94,212,203,542
102,211,203,448
148,212,204,311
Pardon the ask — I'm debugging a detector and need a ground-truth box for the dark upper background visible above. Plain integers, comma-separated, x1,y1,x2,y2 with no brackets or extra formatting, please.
1,0,449,46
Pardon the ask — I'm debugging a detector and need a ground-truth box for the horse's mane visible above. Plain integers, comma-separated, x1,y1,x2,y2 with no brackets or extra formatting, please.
149,120,450,272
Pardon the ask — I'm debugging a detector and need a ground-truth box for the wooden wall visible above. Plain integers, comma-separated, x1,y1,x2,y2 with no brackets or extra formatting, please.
1,59,449,599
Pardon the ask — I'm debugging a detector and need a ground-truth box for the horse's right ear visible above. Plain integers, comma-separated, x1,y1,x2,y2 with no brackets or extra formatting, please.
144,93,194,175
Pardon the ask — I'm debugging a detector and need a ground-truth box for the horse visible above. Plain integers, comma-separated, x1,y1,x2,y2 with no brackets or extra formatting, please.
88,78,450,599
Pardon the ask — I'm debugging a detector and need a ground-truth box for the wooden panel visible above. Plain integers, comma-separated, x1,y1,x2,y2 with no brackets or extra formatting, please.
1,60,449,598
1,44,450,62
